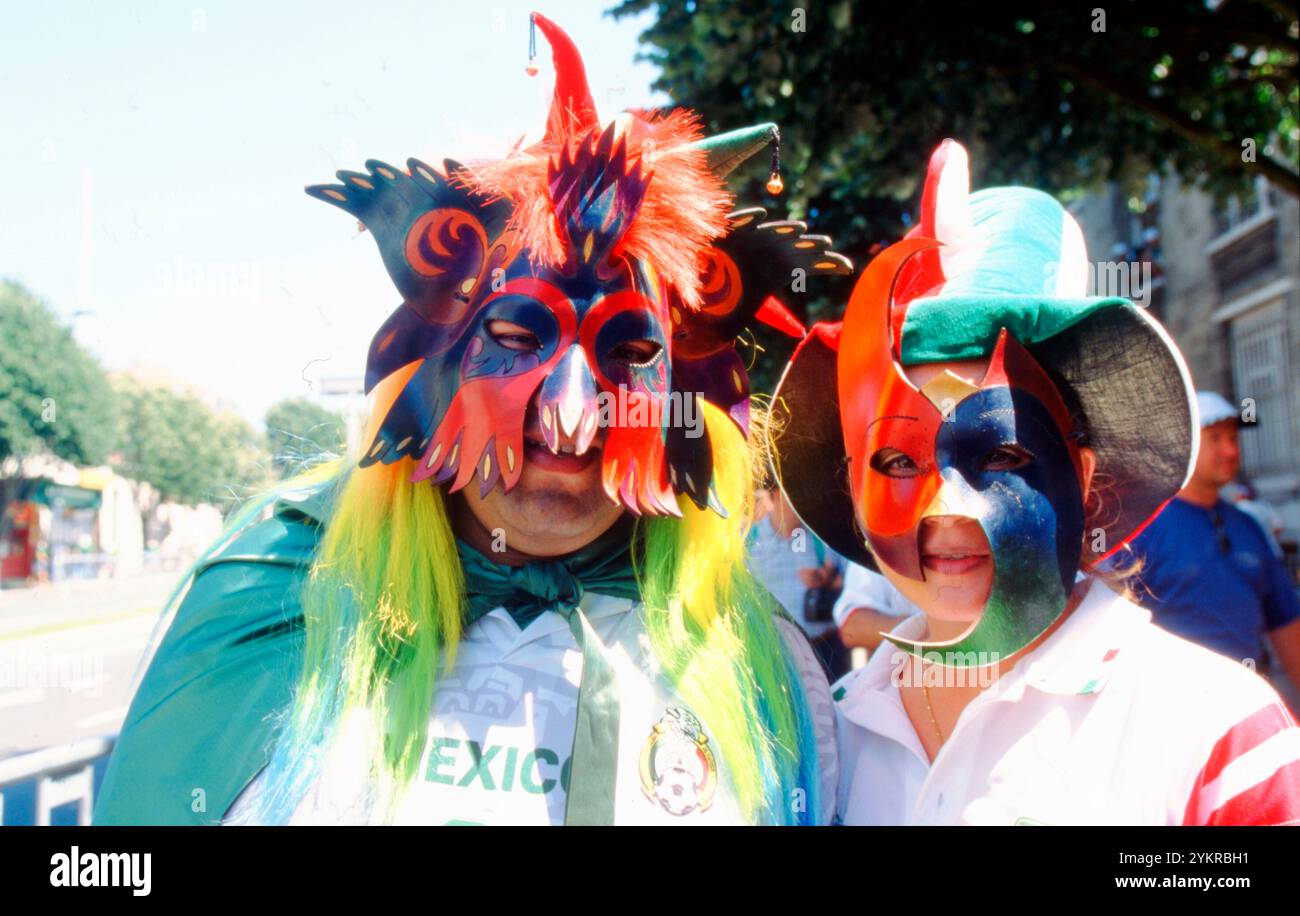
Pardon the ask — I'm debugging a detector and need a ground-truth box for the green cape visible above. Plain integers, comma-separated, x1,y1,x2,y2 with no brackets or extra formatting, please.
93,492,326,825
92,487,644,825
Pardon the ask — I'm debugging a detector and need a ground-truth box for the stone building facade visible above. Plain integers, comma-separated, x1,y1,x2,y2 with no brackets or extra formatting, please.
1070,175,1300,560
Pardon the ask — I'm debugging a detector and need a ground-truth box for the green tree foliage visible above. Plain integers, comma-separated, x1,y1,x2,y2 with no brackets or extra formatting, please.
610,0,1298,391
213,409,277,502
112,376,272,506
264,397,347,475
0,279,118,466
614,0,1297,242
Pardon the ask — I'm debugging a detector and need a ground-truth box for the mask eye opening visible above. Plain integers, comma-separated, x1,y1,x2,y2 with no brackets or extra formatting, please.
485,318,542,352
608,338,664,368
870,447,921,478
981,443,1034,471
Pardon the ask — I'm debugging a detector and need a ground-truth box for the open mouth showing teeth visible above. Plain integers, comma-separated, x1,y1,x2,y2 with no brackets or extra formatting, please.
524,435,587,455
522,434,599,472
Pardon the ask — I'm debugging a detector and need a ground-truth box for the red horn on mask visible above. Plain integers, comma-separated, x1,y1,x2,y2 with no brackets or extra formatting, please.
532,12,600,147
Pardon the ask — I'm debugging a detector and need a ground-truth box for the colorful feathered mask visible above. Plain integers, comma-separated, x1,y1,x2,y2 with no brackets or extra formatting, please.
308,13,850,516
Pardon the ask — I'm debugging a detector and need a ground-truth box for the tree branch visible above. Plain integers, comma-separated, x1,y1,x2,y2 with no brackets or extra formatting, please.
985,29,1300,196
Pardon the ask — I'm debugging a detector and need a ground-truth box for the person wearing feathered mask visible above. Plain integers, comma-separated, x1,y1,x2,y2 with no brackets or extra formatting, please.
95,13,851,827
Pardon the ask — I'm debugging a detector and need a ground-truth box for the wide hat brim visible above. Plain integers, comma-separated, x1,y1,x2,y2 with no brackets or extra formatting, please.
770,299,1197,571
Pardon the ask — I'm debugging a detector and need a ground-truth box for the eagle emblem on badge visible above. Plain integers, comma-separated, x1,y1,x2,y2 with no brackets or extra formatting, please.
639,707,718,816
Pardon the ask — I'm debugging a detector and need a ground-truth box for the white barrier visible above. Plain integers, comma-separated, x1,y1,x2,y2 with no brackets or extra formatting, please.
0,736,114,826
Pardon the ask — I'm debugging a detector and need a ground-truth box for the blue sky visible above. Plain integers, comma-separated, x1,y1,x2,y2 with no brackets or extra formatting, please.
0,1,665,424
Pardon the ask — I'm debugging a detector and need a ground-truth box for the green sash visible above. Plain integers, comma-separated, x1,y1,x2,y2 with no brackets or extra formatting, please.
455,518,641,825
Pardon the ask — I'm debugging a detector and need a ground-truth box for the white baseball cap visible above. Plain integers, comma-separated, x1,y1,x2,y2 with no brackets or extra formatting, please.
1197,391,1242,428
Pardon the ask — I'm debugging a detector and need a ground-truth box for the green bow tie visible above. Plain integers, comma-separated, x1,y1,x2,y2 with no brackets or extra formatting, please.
456,517,641,630
455,518,642,825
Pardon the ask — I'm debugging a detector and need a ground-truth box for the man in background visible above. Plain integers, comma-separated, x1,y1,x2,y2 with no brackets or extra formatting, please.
1222,480,1284,557
1128,391,1300,710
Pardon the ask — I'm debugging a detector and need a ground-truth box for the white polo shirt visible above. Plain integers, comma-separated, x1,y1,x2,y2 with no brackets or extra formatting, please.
834,578,1300,825
227,594,838,825
832,562,922,629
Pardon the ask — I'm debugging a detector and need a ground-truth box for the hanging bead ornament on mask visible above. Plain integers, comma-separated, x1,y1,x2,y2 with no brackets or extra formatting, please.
526,13,540,77
766,129,784,195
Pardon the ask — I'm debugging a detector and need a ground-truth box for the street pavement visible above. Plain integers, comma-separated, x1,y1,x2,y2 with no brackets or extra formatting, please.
0,572,185,757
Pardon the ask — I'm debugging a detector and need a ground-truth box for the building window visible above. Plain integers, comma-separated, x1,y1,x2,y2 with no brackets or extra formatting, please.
1230,300,1295,480
1212,176,1276,238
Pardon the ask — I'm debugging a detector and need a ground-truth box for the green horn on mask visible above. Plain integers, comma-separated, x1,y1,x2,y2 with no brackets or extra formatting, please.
676,122,779,177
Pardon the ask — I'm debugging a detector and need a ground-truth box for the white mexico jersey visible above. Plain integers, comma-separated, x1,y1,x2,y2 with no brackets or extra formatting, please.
227,593,837,825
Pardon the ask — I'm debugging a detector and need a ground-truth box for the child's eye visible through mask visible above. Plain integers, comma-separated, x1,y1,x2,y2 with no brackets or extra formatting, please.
870,448,921,478
981,444,1034,472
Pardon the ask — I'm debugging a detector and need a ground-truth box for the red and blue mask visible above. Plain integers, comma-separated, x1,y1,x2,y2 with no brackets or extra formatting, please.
307,14,849,515
838,239,1088,662
775,140,1197,663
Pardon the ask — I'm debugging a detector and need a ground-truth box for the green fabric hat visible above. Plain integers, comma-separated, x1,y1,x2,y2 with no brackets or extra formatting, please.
898,294,1127,364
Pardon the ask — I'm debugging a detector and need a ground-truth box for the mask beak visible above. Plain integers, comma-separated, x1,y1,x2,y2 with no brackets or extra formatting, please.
537,344,601,455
